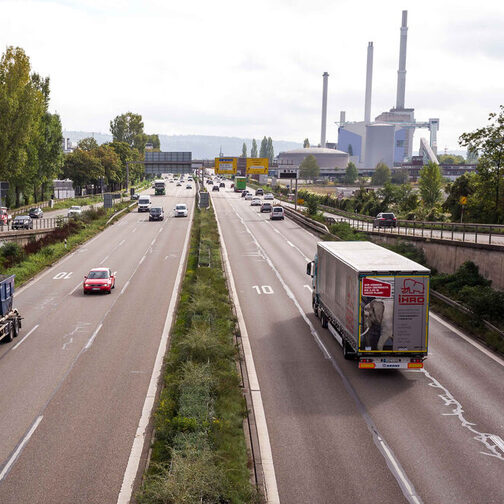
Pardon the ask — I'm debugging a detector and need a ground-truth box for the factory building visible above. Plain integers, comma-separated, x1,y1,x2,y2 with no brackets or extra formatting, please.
277,147,349,175
337,11,439,170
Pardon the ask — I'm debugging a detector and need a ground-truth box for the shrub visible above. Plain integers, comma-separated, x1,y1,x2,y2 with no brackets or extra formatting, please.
0,242,26,268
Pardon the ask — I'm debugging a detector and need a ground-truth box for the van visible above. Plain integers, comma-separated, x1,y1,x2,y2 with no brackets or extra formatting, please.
138,196,151,212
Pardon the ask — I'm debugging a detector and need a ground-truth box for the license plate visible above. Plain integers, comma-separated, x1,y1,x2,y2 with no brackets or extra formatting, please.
92,287,100,291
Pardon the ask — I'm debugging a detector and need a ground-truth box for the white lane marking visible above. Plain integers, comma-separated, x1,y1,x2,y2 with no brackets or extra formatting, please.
421,368,504,461
132,227,137,233
214,198,280,504
99,255,109,265
151,238,156,246
69,282,82,295
286,240,295,247
118,239,126,246
117,199,194,504
430,312,504,368
270,225,311,262
229,201,422,504
273,228,280,234
12,325,39,350
303,284,311,291
139,255,145,265
84,323,103,350
121,280,130,295
158,227,163,234
0,415,43,482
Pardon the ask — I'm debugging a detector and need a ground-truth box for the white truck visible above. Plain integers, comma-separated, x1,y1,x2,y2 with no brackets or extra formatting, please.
307,241,430,369
0,274,22,343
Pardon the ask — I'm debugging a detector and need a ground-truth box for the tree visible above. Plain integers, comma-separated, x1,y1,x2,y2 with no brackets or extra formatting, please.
267,137,274,162
303,138,310,148
344,162,358,184
62,149,104,193
110,112,144,147
259,136,268,158
241,142,247,158
460,106,504,223
418,162,443,208
96,145,122,188
299,155,320,182
78,137,99,151
391,168,409,185
438,154,465,165
371,162,391,186
347,144,353,156
251,139,258,158
443,172,475,221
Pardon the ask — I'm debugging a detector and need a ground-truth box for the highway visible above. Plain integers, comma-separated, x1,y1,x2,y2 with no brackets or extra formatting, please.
211,185,504,504
0,183,195,503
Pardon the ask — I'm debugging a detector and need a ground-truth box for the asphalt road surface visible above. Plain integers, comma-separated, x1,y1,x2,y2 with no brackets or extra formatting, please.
0,183,195,503
211,184,504,504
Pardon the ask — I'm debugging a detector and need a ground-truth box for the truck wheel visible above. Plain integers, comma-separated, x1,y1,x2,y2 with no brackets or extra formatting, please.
321,312,328,329
5,323,14,343
13,318,19,338
343,340,354,360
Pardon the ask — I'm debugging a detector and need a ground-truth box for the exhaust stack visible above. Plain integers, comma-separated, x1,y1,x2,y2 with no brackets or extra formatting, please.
395,10,408,110
364,42,373,123
321,72,329,148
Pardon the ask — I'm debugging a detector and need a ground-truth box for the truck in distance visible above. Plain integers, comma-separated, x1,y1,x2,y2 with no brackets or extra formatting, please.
154,179,166,195
0,274,22,344
234,176,247,192
307,241,430,369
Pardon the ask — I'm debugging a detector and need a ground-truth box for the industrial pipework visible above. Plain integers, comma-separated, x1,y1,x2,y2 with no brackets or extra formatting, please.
396,10,408,110
321,72,329,147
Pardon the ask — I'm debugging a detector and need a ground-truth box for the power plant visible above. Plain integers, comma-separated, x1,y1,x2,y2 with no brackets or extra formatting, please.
337,10,440,170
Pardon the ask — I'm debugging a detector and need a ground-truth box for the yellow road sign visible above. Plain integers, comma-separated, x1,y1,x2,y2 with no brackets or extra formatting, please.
460,196,467,205
215,157,237,174
246,158,269,175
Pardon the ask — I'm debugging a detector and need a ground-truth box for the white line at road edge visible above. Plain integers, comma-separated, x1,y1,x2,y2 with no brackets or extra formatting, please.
116,202,194,504
213,197,280,503
429,312,504,368
12,324,39,350
229,201,423,504
0,416,43,482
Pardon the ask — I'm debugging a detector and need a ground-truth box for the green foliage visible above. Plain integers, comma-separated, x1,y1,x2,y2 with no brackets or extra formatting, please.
418,162,443,208
459,106,504,223
250,139,257,158
438,154,466,165
299,155,320,182
305,194,318,215
347,144,353,156
431,261,490,295
0,242,25,268
77,137,99,151
442,172,475,221
266,137,274,162
328,222,365,240
303,138,310,148
259,136,267,158
384,241,427,266
344,162,358,184
371,162,391,186
391,168,409,185
241,142,247,158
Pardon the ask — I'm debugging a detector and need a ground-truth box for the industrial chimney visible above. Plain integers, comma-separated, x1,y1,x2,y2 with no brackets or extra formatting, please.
320,72,329,148
364,42,373,123
395,10,408,110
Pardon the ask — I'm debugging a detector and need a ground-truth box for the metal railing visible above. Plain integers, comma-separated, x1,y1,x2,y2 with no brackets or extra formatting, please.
0,216,70,234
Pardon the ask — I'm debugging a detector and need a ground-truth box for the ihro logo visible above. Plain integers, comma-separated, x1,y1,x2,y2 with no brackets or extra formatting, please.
399,279,425,305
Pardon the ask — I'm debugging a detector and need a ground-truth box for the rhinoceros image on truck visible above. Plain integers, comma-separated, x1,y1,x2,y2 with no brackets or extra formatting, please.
307,241,430,369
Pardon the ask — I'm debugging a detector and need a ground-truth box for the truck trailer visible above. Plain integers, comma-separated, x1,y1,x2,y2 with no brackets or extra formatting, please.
234,176,247,192
307,241,429,369
0,274,22,344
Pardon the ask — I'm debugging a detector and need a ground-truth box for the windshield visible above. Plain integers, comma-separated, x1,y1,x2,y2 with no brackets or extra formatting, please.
151,208,162,213
70,206,80,210
176,205,186,210
88,271,109,279
139,199,150,204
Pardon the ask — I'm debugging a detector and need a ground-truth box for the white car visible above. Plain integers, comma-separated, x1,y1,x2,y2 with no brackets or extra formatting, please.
186,184,192,189
250,197,262,206
67,205,82,218
244,193,253,200
174,203,188,217
263,193,274,200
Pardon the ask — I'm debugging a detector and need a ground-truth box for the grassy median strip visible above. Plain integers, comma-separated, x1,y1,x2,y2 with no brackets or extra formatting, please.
137,204,259,504
0,202,134,285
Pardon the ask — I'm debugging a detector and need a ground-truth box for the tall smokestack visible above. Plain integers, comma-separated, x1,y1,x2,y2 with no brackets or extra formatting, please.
364,42,373,123
320,72,329,148
395,10,408,110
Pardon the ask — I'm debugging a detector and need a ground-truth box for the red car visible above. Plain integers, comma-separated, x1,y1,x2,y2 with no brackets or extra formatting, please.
83,268,116,294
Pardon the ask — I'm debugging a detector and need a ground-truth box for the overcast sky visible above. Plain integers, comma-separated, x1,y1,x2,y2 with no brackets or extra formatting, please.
1,0,503,153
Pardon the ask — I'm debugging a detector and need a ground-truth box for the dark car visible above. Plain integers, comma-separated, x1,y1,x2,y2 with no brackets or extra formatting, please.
212,185,220,191
28,207,43,219
219,182,225,187
373,212,397,228
12,215,33,230
255,188,264,196
241,190,249,198
260,202,273,213
149,207,164,221
131,193,140,200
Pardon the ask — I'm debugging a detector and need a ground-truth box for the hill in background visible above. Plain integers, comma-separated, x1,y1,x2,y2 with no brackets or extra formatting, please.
62,132,302,158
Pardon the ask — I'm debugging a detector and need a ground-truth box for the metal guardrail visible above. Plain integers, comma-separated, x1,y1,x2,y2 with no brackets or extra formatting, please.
282,206,330,236
0,216,69,234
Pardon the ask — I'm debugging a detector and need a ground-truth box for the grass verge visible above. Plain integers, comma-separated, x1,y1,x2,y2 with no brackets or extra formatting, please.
1,201,134,286
136,203,259,504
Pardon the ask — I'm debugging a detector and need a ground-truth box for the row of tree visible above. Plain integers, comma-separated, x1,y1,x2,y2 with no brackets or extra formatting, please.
241,137,275,162
0,46,63,206
62,113,160,194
